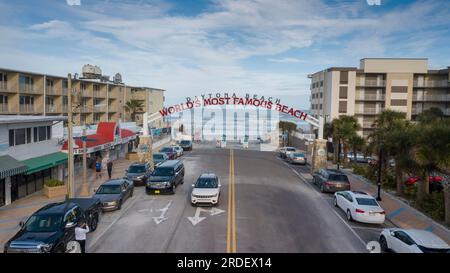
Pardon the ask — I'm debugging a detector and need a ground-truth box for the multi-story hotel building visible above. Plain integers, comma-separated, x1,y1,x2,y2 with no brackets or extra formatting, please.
0,66,165,127
308,58,450,137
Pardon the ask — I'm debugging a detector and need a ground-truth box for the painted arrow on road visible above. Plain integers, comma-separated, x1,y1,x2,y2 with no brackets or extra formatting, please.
187,207,225,226
152,200,172,224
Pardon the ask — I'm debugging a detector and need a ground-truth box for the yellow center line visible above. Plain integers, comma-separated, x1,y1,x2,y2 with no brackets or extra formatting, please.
226,148,237,253
231,149,236,253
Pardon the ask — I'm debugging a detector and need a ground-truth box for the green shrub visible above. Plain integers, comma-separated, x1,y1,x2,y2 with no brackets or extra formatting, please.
417,192,445,222
44,179,65,187
351,163,368,176
404,185,418,200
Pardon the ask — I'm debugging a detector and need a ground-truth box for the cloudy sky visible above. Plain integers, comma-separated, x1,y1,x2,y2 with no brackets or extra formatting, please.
0,0,449,109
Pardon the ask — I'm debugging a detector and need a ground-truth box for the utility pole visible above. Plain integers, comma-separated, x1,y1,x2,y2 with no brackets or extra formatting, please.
80,127,89,196
67,74,74,199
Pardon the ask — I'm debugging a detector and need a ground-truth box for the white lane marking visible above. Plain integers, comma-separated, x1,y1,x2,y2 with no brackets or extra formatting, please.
278,156,368,250
153,200,172,224
87,190,143,250
187,207,225,226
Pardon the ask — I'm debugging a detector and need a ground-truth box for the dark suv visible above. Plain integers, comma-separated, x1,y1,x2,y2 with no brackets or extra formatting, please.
313,169,351,193
179,140,193,151
4,198,101,253
146,160,185,194
125,162,152,186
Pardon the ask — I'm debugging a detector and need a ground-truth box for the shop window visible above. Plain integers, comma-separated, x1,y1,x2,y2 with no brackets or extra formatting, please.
14,128,26,146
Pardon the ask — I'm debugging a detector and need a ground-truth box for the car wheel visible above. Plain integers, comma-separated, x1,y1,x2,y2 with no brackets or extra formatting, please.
130,190,134,197
333,197,338,207
90,214,98,231
117,200,122,210
320,184,325,193
346,209,353,221
172,185,176,194
379,236,389,252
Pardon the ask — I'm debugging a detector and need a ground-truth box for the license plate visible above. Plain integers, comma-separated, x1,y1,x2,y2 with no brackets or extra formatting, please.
154,190,160,194
369,212,375,216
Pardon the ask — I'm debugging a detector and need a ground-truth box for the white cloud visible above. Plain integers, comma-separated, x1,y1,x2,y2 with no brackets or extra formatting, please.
268,57,305,63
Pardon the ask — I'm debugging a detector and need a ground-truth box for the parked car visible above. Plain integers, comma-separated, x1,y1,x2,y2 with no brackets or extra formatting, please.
405,175,444,192
334,191,385,224
286,152,307,165
171,145,184,157
379,228,450,253
153,153,169,167
313,168,351,193
279,147,296,159
125,162,152,186
4,198,101,253
146,160,185,194
93,179,134,212
191,173,221,206
180,140,193,151
347,153,369,163
159,146,177,159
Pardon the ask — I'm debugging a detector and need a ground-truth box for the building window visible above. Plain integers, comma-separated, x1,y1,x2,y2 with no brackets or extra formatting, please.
19,95,34,105
0,72,7,82
339,86,348,99
340,71,348,84
320,92,323,98
19,75,34,86
319,104,322,110
339,101,347,113
80,83,86,91
38,126,47,141
62,96,68,105
391,99,407,106
26,128,31,143
391,86,408,93
93,84,100,91
14,128,26,146
320,81,323,87
9,129,14,146
46,79,54,87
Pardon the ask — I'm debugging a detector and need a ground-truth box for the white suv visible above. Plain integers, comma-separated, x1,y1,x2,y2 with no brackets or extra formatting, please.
191,173,221,206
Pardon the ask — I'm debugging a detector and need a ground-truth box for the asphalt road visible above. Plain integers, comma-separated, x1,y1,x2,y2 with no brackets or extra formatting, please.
88,146,392,253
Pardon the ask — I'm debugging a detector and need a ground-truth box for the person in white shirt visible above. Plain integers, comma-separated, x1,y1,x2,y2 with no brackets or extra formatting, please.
75,221,90,253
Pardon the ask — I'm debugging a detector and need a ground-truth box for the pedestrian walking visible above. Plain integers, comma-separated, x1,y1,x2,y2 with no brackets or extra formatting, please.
107,159,113,180
95,159,102,180
75,221,90,253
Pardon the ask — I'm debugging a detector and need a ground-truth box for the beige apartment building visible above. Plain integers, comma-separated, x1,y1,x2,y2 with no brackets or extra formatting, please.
0,67,165,127
308,58,450,137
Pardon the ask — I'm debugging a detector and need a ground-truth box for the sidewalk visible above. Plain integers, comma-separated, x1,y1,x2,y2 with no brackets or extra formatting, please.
337,166,450,245
0,136,171,249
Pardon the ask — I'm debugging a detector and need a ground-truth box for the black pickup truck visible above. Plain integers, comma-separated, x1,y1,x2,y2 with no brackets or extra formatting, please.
3,198,101,253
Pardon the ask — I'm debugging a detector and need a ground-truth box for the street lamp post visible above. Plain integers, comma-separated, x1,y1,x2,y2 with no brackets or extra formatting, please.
376,140,384,201
337,138,341,170
66,74,75,199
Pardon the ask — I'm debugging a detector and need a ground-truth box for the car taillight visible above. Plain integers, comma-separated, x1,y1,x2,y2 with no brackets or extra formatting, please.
355,208,365,213
379,211,386,215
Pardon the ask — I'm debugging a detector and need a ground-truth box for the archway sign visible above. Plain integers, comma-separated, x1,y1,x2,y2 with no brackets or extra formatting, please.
140,93,327,173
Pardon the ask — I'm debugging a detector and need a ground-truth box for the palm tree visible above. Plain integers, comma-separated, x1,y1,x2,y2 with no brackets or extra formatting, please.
331,116,361,167
124,99,144,122
383,119,415,195
348,134,365,162
413,118,450,202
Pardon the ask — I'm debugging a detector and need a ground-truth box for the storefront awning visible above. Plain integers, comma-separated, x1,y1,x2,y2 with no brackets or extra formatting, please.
22,152,68,175
0,155,27,179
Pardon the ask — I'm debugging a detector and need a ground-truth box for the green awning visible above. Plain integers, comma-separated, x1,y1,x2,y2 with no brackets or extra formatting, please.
22,152,68,175
0,155,27,179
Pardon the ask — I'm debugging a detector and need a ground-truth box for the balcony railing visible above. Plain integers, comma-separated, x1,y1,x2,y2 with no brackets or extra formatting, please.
45,105,58,113
93,90,106,98
356,79,386,87
362,121,375,128
46,86,58,95
0,104,9,113
355,94,386,101
355,108,382,115
61,105,69,113
19,84,41,94
413,80,449,88
413,94,450,101
62,88,68,96
108,105,119,112
19,104,35,113
94,105,107,112
0,81,15,93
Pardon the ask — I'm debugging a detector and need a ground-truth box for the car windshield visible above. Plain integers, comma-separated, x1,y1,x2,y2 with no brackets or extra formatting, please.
153,167,174,176
23,214,63,232
128,165,146,173
196,177,218,188
96,185,122,194
329,174,349,182
356,198,378,206
180,141,191,145
286,148,296,151
160,147,173,152
153,154,164,160
293,153,304,157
